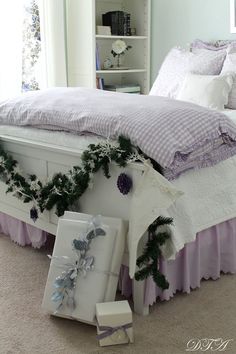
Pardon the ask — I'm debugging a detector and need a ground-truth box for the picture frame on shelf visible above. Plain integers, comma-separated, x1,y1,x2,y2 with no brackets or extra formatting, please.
97,26,111,36
103,58,113,70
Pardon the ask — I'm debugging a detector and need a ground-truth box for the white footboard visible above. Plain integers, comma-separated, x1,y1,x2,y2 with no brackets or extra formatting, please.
0,135,150,315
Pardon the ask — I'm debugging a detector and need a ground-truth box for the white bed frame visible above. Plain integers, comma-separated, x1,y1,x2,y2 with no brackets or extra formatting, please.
0,134,150,315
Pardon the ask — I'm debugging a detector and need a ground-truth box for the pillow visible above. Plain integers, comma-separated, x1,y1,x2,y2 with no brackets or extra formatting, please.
149,47,226,98
176,73,234,110
221,44,236,109
191,39,234,51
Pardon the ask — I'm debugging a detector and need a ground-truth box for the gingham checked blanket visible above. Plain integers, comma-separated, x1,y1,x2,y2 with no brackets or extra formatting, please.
1,87,236,179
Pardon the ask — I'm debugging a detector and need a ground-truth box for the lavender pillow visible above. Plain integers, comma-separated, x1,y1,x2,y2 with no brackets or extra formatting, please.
191,39,236,52
221,44,236,109
149,47,226,98
191,39,232,51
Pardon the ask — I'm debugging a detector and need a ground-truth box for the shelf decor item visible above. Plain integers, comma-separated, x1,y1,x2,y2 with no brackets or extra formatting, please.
96,300,134,346
103,57,113,70
96,25,111,35
111,40,132,69
42,212,127,325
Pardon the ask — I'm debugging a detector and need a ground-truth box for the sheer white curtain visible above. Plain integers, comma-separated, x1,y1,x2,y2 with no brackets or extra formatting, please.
39,0,67,87
0,1,23,100
0,0,67,101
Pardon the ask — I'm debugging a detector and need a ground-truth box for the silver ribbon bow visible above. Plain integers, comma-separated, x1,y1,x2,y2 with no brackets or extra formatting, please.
50,216,106,312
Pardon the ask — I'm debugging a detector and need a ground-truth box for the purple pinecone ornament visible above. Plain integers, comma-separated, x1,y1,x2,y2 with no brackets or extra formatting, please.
117,173,133,195
30,206,38,223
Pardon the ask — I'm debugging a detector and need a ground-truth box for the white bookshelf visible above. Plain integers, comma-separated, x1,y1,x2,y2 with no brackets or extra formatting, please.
96,35,148,39
66,0,151,94
96,69,147,74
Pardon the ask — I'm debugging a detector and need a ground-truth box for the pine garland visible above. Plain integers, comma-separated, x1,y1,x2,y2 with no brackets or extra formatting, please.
135,216,173,290
0,136,146,217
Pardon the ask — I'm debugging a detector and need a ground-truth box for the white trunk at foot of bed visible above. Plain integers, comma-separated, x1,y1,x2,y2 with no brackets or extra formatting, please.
0,135,150,315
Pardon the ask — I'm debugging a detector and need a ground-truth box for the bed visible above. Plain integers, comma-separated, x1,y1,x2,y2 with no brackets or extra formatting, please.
1,88,236,316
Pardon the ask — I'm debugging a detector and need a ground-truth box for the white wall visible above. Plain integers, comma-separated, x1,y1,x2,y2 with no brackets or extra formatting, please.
151,0,236,83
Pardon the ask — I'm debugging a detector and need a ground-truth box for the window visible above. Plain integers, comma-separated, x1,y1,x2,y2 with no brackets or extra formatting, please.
0,0,44,100
0,0,66,100
22,0,42,91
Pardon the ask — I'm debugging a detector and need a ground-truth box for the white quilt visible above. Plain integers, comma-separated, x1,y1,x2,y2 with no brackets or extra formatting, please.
162,155,236,259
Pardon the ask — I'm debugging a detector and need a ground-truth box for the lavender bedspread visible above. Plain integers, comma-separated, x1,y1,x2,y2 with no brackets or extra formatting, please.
1,88,236,179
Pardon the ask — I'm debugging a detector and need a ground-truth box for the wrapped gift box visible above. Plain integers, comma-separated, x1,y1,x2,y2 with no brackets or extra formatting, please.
42,213,127,325
96,300,134,346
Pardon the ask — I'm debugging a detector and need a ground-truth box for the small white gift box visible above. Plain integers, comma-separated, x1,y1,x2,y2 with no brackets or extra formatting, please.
42,212,127,325
96,300,134,346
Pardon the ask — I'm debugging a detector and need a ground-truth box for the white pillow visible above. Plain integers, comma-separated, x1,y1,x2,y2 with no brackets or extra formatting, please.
176,73,234,110
221,44,236,109
149,47,226,98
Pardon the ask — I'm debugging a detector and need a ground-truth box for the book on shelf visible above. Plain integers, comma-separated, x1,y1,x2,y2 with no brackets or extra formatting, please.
96,44,101,70
102,11,131,36
104,84,141,94
124,13,131,36
96,77,104,90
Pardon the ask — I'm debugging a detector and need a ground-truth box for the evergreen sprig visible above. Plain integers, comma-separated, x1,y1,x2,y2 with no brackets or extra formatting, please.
135,216,173,290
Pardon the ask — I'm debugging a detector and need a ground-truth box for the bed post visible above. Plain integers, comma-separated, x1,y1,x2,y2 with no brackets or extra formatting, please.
133,279,150,316
132,232,150,316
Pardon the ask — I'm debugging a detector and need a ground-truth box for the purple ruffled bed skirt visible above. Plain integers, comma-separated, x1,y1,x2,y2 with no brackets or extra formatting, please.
120,219,236,305
0,211,47,248
1,211,236,306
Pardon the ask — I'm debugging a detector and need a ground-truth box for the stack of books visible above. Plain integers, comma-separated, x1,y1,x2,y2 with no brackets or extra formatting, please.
102,11,131,36
104,84,141,94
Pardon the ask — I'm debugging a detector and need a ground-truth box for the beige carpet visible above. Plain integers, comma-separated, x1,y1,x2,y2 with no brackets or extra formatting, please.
0,234,236,354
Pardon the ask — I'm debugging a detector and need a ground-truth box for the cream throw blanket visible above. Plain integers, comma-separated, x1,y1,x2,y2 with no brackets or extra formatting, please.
161,155,236,262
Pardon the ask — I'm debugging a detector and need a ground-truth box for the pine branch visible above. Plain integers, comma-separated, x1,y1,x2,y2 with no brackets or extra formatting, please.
134,264,153,281
148,216,173,234
156,231,171,246
135,215,172,290
152,269,169,290
136,252,150,268
137,147,163,175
